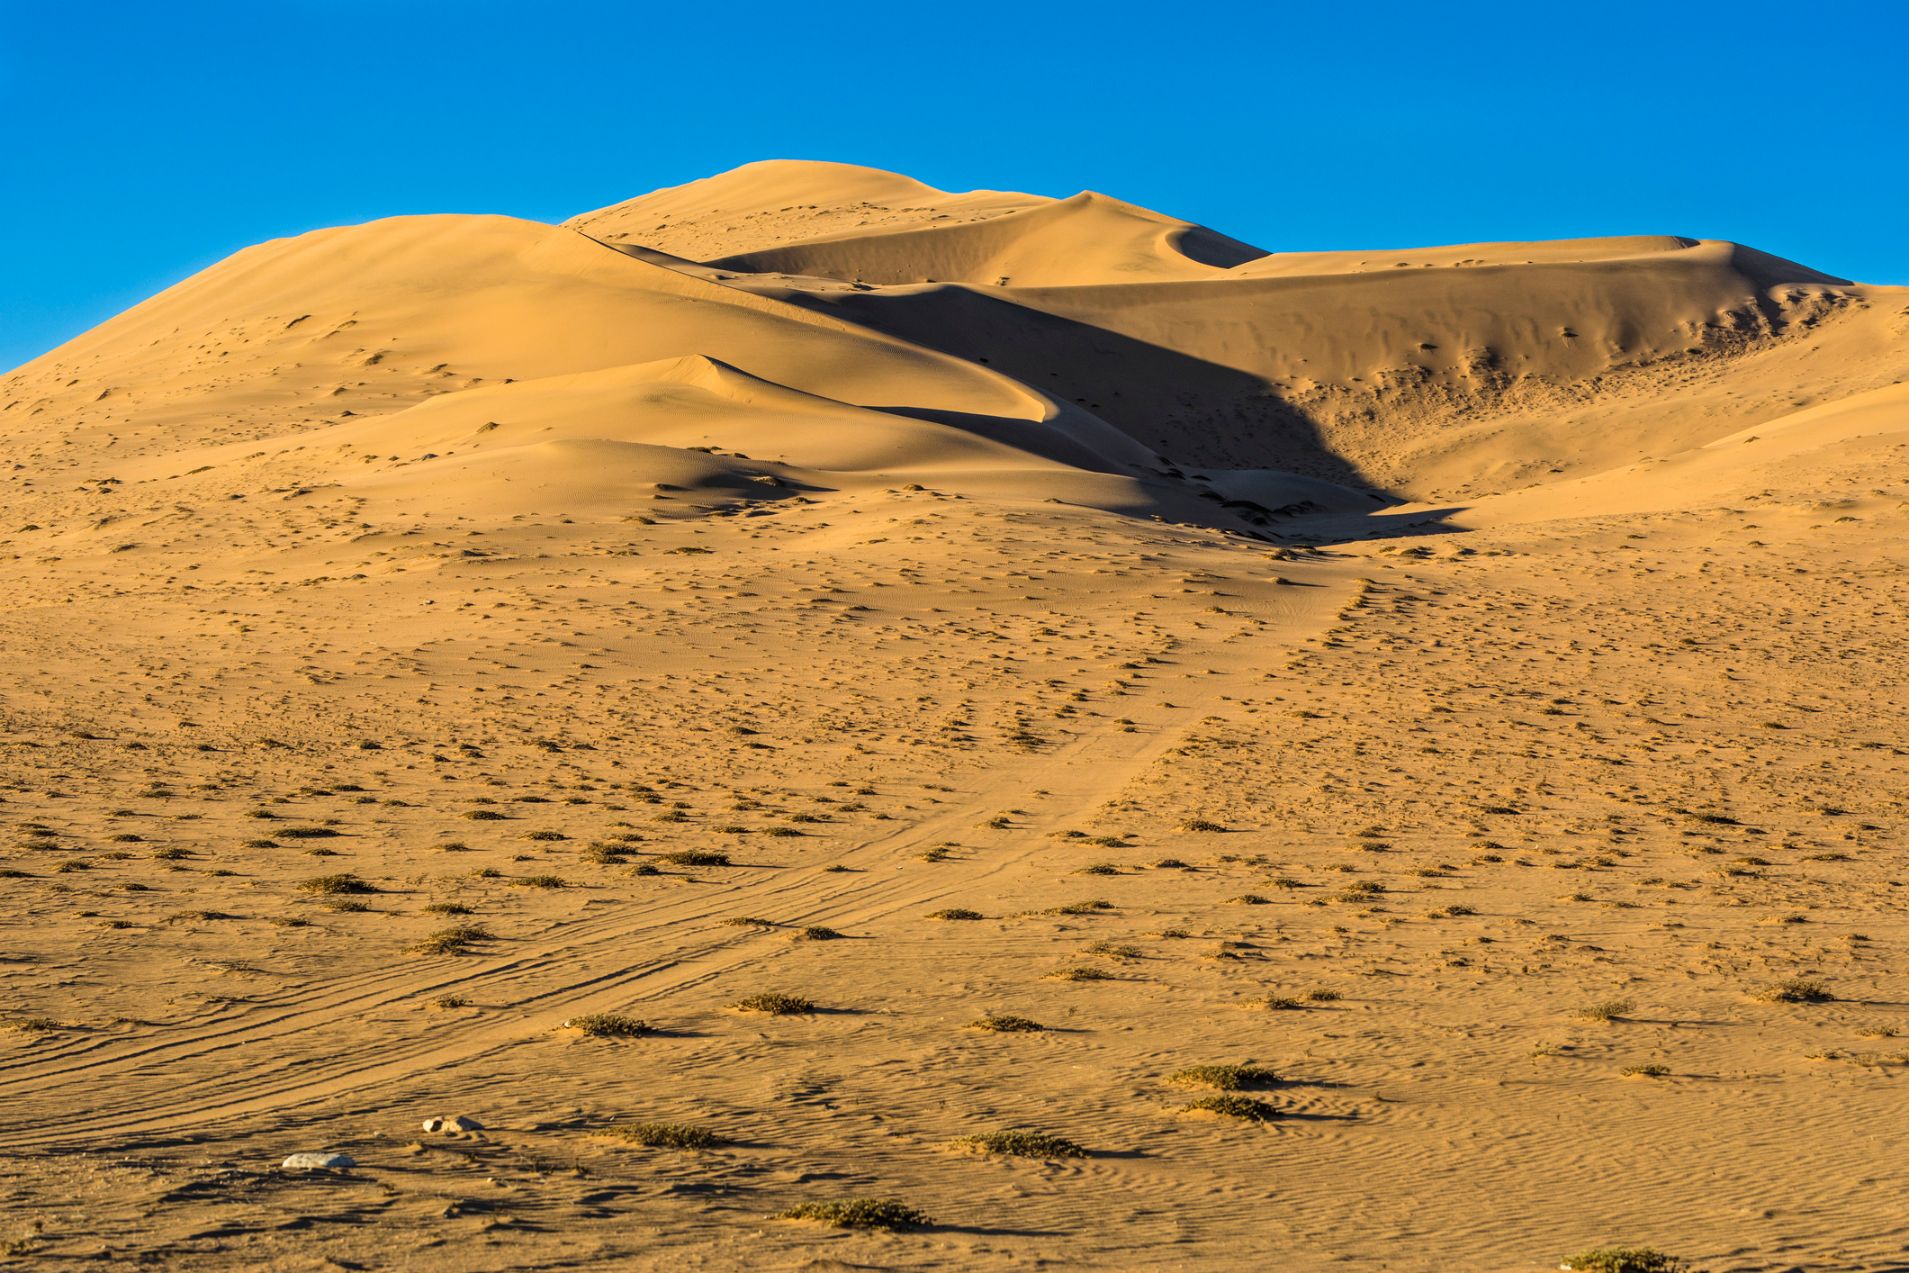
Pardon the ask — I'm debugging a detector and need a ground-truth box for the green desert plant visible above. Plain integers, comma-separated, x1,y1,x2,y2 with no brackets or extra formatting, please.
733,992,816,1015
603,1121,723,1149
297,873,375,895
1048,966,1115,982
778,1198,931,1230
1183,1094,1280,1122
954,1129,1086,1158
1559,1249,1690,1273
1579,998,1635,1023
1760,977,1834,1004
410,923,492,955
1169,1062,1279,1090
968,1013,1044,1033
564,1012,652,1037
662,849,730,867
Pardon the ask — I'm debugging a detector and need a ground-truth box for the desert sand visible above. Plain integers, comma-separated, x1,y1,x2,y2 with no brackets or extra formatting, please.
1,159,1906,1271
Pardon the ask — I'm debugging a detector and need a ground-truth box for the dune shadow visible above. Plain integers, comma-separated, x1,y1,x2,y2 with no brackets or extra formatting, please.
782,284,1393,499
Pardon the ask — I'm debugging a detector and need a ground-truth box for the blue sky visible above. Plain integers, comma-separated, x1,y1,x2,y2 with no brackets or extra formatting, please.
3,1,1904,372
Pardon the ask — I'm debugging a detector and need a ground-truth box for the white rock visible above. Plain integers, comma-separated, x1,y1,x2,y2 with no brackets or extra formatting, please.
423,1114,484,1133
280,1152,355,1170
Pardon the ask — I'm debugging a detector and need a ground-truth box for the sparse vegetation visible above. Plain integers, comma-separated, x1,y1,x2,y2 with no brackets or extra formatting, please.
410,923,492,955
1183,1094,1280,1122
733,992,816,1015
969,1013,1044,1033
1760,978,1834,1004
1170,1062,1279,1090
298,873,376,895
1560,1249,1690,1273
603,1121,723,1149
662,849,730,867
1580,998,1635,1023
954,1129,1086,1158
778,1198,931,1230
564,1013,652,1037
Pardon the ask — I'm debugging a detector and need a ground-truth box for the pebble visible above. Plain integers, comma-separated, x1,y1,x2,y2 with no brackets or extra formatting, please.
280,1152,355,1170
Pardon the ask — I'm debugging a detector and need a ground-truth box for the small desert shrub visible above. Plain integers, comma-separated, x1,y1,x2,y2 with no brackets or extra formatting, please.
1760,977,1833,1004
723,916,778,928
1580,999,1635,1023
1077,863,1120,876
954,1129,1085,1158
1180,818,1226,833
778,1198,931,1230
969,1013,1044,1033
279,827,340,840
424,901,473,916
734,992,815,1015
1049,899,1113,916
796,926,843,941
410,923,491,955
1305,988,1341,1002
605,1121,722,1149
5,1017,63,1034
299,873,376,895
1262,995,1305,1010
565,1013,651,1037
1559,1249,1690,1273
514,874,566,889
1183,1094,1279,1122
1170,1062,1278,1090
1621,1064,1671,1078
930,907,982,920
464,810,509,821
662,849,730,867
1048,966,1115,982
525,830,568,842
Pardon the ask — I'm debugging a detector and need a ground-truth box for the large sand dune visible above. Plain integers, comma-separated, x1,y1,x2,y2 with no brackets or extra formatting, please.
2,159,1907,1271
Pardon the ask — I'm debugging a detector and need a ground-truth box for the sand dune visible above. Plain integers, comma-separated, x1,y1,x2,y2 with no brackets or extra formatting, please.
568,159,1045,260
3,159,1908,1272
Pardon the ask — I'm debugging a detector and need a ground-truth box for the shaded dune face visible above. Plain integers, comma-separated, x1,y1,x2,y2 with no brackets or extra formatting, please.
4,158,1905,541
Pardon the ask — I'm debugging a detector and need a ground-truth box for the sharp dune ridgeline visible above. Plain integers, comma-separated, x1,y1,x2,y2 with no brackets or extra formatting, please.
3,159,1908,1270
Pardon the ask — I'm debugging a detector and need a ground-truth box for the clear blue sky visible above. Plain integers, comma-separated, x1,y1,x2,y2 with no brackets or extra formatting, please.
3,0,1904,372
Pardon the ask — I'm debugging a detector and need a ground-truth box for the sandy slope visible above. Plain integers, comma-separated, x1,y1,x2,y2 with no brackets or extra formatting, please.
2,160,1908,1271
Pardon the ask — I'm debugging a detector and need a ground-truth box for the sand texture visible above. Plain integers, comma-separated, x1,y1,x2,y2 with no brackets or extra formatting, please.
2,160,1907,1271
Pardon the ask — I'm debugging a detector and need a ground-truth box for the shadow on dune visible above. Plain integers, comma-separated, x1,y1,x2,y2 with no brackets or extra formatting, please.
1298,506,1473,543
779,283,1390,497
